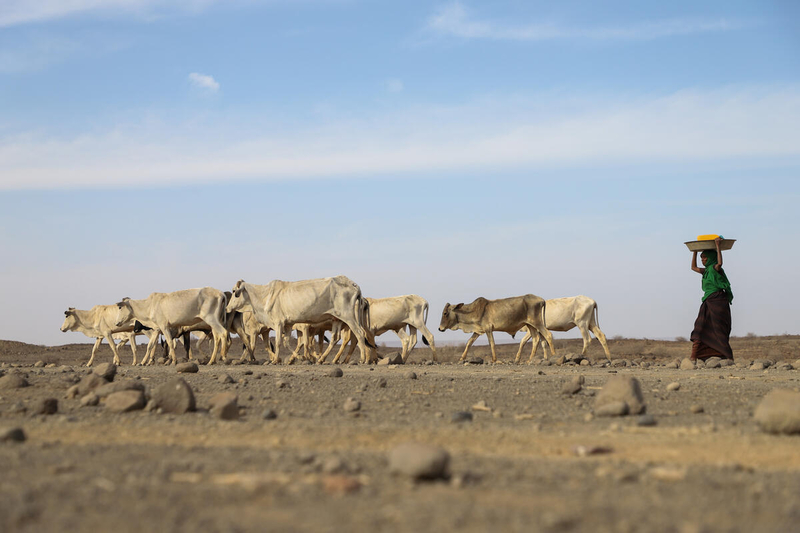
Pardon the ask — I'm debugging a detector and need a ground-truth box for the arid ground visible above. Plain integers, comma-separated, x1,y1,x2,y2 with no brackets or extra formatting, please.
1,336,799,533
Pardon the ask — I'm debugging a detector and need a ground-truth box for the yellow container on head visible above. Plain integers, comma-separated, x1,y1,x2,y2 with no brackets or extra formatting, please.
697,234,720,241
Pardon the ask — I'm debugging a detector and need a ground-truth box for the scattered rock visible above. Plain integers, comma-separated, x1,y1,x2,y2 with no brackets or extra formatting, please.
322,475,361,495
680,358,696,370
690,404,704,414
0,374,29,390
753,389,800,434
636,414,657,426
32,398,58,415
595,376,645,415
471,400,492,412
405,371,417,380
327,368,344,378
93,362,117,381
209,392,239,420
80,393,100,407
451,411,473,423
704,357,722,369
321,457,346,474
219,374,235,384
666,382,681,392
580,359,591,367
375,377,387,388
262,409,278,420
343,398,361,412
276,379,289,389
378,353,403,365
573,445,613,457
151,378,196,414
105,390,146,413
555,355,567,366
0,427,26,443
777,362,794,371
388,442,450,480
76,373,108,396
750,361,767,371
595,401,629,417
33,361,46,368
561,376,583,395
176,362,199,374
93,380,145,398
720,359,735,367
466,357,484,365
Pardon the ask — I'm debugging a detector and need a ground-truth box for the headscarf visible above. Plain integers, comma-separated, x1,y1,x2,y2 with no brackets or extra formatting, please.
701,250,733,304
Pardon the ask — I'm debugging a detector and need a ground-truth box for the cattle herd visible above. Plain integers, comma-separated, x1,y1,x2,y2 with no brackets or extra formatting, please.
60,275,612,367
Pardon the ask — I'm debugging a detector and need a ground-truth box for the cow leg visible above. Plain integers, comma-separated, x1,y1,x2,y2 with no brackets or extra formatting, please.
528,330,542,363
105,334,123,366
338,317,371,364
342,335,358,364
161,329,178,365
486,331,499,363
514,327,534,364
458,333,480,362
417,324,438,362
536,326,556,360
129,336,138,366
403,326,420,363
578,326,593,357
317,330,339,364
590,324,612,361
332,329,352,364
85,337,103,367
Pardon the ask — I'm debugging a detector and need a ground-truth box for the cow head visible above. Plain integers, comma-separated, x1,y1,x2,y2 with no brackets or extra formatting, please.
438,303,463,332
226,280,251,315
60,308,77,332
115,298,134,327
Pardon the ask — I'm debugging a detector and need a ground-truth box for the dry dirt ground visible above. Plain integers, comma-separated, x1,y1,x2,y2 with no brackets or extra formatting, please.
1,336,800,533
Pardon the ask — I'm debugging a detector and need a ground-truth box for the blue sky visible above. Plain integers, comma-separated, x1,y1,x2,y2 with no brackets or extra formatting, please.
1,1,798,347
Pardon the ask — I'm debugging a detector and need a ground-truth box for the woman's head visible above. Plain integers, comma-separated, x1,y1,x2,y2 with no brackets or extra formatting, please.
701,250,717,267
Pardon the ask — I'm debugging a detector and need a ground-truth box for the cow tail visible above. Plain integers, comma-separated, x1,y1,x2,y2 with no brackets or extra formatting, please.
541,300,547,330
358,296,376,349
593,301,600,329
421,301,430,345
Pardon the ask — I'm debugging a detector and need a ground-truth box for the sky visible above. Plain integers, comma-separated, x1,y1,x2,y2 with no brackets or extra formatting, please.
1,0,799,347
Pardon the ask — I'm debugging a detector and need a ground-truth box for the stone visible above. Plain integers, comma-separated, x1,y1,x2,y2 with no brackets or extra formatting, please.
93,363,117,381
466,357,484,365
219,374,235,384
595,376,645,415
321,457,346,474
680,358,696,370
753,389,800,434
176,362,199,374
209,392,239,420
0,427,26,443
34,361,46,368
388,442,450,480
375,377,387,388
343,398,361,412
580,359,591,366
720,359,735,367
5,402,26,415
451,411,473,423
690,404,704,414
327,368,344,378
262,409,278,420
151,378,196,414
378,353,403,365
755,359,773,368
105,390,146,413
555,355,567,366
595,401,629,417
0,374,29,390
666,382,681,392
665,361,679,369
704,357,722,369
276,379,289,389
405,371,417,380
76,373,109,396
471,400,492,412
32,398,58,415
80,393,100,407
778,363,794,371
93,380,145,398
561,377,583,395
322,475,361,495
636,414,657,426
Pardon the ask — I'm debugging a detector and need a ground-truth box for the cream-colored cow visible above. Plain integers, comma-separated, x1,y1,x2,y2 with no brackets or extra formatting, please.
60,306,158,366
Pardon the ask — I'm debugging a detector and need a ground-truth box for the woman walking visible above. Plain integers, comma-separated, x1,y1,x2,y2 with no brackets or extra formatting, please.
690,236,734,361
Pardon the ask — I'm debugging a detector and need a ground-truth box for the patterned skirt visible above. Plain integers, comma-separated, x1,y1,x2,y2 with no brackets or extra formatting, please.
690,290,733,360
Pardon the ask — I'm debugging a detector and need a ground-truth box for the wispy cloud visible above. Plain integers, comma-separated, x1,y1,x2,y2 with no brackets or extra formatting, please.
425,1,743,42
0,34,81,73
1,85,798,189
188,72,220,92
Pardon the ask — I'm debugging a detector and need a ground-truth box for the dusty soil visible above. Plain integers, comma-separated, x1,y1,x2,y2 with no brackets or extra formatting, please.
1,337,800,533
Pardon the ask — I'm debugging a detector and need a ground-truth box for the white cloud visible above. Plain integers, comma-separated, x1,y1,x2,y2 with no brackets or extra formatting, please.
188,72,220,92
1,85,798,190
425,1,742,42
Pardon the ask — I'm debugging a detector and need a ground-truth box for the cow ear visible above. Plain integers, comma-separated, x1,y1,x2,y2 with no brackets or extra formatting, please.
64,310,70,316
454,303,463,310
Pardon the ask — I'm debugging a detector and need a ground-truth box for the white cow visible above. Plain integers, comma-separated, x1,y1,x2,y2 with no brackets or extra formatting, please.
516,295,611,363
225,276,375,364
318,295,437,364
115,287,229,365
60,306,158,366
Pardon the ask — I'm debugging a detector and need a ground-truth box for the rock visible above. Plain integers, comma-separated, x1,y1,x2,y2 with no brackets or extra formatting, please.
321,457,346,474
750,361,767,371
80,393,100,407
466,357,484,365
93,362,117,381
555,355,567,366
32,398,58,415
471,400,492,412
665,361,679,369
753,389,800,434
322,475,361,495
105,390,146,413
209,392,239,420
680,358,696,370
0,374,29,390
0,427,26,443
176,362,198,374
327,368,343,378
595,401,629,417
704,357,722,369
34,361,46,368
561,377,583,395
451,411,473,423
343,398,361,412
151,378,196,414
378,353,403,365
720,359,735,367
76,373,109,396
778,363,794,371
594,376,645,415
388,442,450,480
262,409,278,420
666,382,681,392
755,359,773,368
219,374,235,384
276,379,289,389
580,359,591,366
690,404,704,414
636,414,657,426
375,377,387,388
93,380,145,398
405,371,417,380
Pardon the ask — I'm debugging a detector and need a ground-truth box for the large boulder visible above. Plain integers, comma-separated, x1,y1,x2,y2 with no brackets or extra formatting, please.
388,442,450,480
0,374,29,390
753,389,800,435
150,378,196,414
92,363,117,381
93,380,145,398
76,374,109,396
594,376,645,415
105,390,146,413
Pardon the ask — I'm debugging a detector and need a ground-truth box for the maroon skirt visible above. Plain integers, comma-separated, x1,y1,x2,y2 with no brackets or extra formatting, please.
690,290,733,360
